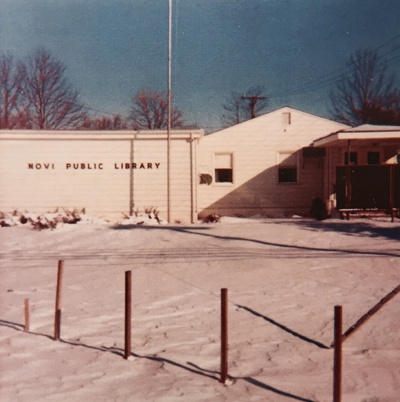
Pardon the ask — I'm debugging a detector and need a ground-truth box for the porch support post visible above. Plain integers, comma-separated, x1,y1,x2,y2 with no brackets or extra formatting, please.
345,140,351,217
390,165,395,222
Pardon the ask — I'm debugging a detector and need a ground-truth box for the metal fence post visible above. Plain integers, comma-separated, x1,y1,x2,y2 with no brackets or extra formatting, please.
24,298,30,332
333,305,343,402
124,270,132,359
220,288,228,384
54,260,64,341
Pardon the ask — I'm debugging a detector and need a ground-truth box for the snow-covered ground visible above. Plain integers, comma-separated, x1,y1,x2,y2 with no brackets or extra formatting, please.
0,216,399,402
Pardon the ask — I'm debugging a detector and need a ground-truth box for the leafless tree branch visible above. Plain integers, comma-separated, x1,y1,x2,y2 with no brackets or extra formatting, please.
329,49,400,126
128,89,185,129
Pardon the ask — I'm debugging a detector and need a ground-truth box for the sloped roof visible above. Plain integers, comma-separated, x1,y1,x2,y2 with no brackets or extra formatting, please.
207,106,348,137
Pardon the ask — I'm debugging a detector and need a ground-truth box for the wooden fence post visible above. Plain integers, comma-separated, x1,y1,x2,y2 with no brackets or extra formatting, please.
220,288,228,384
54,260,64,341
124,270,132,359
333,305,343,402
24,298,30,332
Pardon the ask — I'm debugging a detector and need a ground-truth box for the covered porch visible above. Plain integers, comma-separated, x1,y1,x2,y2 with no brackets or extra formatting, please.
312,125,400,220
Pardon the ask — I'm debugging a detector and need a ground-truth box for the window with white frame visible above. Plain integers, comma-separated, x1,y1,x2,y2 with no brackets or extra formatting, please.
278,151,298,183
214,153,233,183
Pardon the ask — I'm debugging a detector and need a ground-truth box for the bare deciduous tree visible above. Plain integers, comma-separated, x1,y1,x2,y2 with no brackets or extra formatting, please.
222,91,244,127
128,89,185,129
21,48,85,129
0,53,24,128
329,49,400,126
361,94,400,125
222,85,268,127
80,114,128,130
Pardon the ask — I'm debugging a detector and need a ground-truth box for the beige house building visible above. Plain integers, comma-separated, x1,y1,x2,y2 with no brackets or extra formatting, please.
1,107,399,223
197,107,348,218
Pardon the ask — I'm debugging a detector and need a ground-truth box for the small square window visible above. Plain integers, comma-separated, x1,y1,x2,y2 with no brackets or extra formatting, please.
214,153,233,183
215,169,233,183
279,167,297,183
367,152,380,165
345,152,358,165
278,151,298,183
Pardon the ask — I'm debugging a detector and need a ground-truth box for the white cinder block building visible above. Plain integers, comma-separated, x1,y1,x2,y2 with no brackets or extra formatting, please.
197,107,348,218
0,130,203,223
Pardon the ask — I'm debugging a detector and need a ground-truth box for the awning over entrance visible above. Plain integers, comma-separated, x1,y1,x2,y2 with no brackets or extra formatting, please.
312,124,400,220
312,125,400,148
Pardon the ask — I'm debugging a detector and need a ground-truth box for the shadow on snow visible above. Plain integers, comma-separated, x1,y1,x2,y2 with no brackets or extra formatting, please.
112,223,400,258
279,219,400,241
236,305,330,350
1,318,314,401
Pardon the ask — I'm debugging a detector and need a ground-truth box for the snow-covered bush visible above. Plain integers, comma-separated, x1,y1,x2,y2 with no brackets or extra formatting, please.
0,206,170,228
116,207,166,225
0,208,107,230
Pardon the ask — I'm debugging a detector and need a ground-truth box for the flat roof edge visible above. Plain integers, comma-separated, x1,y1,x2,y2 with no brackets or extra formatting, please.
0,129,204,141
313,131,400,146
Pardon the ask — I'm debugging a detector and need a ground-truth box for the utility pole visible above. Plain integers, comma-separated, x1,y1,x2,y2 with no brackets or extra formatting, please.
241,95,266,119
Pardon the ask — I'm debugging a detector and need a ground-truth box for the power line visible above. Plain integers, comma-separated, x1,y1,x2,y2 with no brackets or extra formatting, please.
268,35,400,100
375,33,400,52
80,104,121,117
65,34,400,125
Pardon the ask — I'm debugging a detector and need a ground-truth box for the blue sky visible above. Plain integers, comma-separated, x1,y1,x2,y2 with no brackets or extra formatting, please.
1,0,399,131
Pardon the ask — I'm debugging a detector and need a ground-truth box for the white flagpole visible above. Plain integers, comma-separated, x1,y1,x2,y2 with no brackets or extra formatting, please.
167,0,172,223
